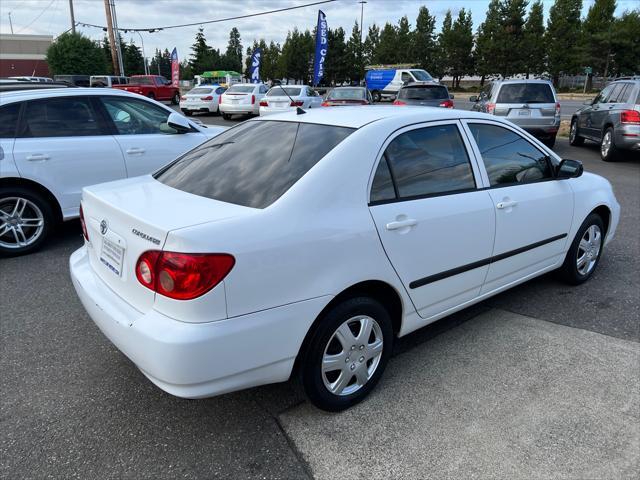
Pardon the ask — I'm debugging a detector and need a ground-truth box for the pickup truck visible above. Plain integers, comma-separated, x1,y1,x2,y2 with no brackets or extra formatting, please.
112,75,180,104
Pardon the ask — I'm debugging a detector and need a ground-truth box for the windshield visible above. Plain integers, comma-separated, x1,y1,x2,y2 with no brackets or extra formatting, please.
267,87,302,97
398,85,449,100
155,121,354,208
410,70,433,81
190,87,214,95
327,88,366,100
497,83,555,103
227,85,255,93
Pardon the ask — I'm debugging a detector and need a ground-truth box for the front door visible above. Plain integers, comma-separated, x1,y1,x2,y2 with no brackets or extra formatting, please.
463,121,573,294
368,122,495,319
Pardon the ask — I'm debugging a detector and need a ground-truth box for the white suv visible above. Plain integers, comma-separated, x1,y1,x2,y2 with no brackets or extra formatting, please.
0,88,224,256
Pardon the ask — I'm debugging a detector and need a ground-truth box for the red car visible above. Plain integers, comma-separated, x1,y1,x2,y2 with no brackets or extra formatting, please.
112,75,180,104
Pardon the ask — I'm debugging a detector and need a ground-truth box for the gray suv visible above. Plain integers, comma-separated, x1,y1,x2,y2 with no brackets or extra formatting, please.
570,78,640,161
470,79,560,147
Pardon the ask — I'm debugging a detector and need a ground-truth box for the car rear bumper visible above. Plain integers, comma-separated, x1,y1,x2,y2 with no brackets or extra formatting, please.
70,246,331,399
219,104,257,115
614,124,640,151
180,101,216,112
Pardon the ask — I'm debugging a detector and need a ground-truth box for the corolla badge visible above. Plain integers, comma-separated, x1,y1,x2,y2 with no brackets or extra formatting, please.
100,219,108,235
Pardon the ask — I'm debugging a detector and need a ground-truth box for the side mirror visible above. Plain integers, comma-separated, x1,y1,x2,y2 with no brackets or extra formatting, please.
469,95,478,102
556,159,583,179
166,112,191,134
450,93,455,99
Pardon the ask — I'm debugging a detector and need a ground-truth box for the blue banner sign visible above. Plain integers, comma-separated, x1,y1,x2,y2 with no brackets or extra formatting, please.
313,10,328,86
249,48,262,83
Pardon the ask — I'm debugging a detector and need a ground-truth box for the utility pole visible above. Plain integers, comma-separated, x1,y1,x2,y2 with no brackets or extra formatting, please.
8,12,13,34
358,1,367,84
68,0,76,34
110,0,125,76
103,0,120,75
136,31,148,75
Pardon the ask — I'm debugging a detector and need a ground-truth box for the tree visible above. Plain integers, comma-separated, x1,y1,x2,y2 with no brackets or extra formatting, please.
522,1,546,77
346,21,364,82
264,41,282,81
363,23,380,66
582,0,616,77
498,0,529,77
222,27,243,72
46,32,107,75
546,0,583,85
440,9,474,88
280,28,314,83
610,9,640,75
437,10,454,80
149,48,172,77
189,27,218,74
396,16,412,63
475,0,503,81
324,27,349,85
412,6,438,74
123,41,145,75
377,23,399,64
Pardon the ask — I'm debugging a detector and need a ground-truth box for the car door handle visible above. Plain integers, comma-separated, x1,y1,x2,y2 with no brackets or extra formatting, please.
126,148,145,155
386,219,417,230
496,200,518,209
26,154,50,161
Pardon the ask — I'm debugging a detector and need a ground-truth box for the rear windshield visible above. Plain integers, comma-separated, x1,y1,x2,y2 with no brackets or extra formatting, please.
155,121,354,208
327,88,366,100
227,85,255,93
267,87,301,97
397,85,449,100
190,87,213,94
410,70,433,81
497,83,555,103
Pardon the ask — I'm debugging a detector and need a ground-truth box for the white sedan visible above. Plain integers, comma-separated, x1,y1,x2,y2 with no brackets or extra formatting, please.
179,85,226,116
0,88,224,256
219,83,268,119
259,85,323,115
70,107,619,411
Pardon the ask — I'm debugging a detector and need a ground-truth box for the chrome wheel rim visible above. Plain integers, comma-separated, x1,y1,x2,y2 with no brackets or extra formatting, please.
322,315,383,396
0,197,45,249
576,225,602,276
601,131,612,157
570,122,577,142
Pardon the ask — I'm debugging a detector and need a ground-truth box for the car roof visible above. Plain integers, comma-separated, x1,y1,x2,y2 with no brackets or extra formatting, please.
402,81,445,87
0,87,145,103
496,79,553,85
252,105,494,128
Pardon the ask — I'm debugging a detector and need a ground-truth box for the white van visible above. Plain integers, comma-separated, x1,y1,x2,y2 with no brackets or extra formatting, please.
90,76,129,88
365,67,434,101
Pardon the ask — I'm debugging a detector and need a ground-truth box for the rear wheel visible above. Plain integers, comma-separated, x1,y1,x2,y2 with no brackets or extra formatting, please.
171,92,180,105
182,110,193,117
569,118,584,146
600,127,618,162
372,91,382,103
557,213,604,285
222,113,232,120
300,296,393,411
0,187,54,257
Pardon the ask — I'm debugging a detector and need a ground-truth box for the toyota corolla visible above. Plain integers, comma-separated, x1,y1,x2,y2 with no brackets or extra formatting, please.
70,107,620,411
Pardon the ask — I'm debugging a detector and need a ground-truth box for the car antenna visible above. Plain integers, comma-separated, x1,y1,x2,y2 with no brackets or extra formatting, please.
275,84,306,115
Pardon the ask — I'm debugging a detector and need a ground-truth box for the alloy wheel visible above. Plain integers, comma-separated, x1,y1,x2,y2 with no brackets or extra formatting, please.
0,197,45,249
570,121,577,142
576,224,602,276
321,315,384,396
601,131,612,157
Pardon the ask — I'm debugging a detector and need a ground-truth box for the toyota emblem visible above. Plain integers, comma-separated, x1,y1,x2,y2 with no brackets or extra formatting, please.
100,220,108,235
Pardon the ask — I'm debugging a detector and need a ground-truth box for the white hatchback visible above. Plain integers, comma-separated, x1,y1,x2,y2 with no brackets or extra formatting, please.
179,85,226,116
259,85,323,115
0,88,224,255
71,107,619,411
219,83,268,119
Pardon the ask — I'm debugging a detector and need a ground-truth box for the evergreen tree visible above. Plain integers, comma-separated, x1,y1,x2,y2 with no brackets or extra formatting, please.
475,0,503,81
265,41,282,81
522,1,546,77
363,23,380,66
440,9,474,88
223,27,243,72
498,0,529,77
582,0,616,76
46,32,107,76
377,23,399,64
123,41,145,75
346,21,364,83
189,27,213,74
412,6,438,74
325,27,348,85
610,9,640,76
396,16,412,63
546,0,583,85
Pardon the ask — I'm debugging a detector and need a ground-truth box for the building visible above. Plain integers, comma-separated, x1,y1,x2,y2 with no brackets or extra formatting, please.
0,34,53,77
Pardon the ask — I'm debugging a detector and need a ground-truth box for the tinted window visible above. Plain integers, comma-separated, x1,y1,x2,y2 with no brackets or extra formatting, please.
190,87,214,95
155,121,353,208
594,85,614,104
370,157,396,203
101,97,173,135
20,97,103,137
468,123,552,186
0,103,20,138
327,88,366,100
401,72,412,82
410,70,433,81
267,87,301,97
397,86,449,100
496,83,555,103
227,85,255,93
383,124,475,199
607,84,625,103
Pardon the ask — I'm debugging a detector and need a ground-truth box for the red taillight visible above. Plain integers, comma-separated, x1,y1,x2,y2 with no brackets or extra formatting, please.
201,95,213,101
321,101,330,107
392,100,407,106
135,251,235,300
79,204,89,241
219,96,224,104
621,109,640,124
251,94,255,104
487,103,495,114
259,100,268,107
555,102,561,116
290,100,304,107
180,95,186,100
439,99,454,108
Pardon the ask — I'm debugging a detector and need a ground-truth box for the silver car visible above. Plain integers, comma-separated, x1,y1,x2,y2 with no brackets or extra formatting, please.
470,79,560,147
570,78,640,162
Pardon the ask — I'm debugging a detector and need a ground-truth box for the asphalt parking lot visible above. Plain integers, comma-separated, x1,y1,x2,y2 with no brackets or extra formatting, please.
1,131,638,478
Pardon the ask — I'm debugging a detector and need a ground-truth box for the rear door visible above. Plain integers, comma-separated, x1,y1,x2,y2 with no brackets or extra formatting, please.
368,121,495,319
585,84,615,139
463,121,573,294
12,96,126,217
97,95,207,177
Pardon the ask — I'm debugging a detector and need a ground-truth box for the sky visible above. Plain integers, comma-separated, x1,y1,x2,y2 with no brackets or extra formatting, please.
1,0,637,64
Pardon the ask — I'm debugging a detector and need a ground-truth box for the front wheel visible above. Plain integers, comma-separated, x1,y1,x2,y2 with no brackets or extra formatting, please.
569,118,584,146
557,213,605,285
171,92,180,105
601,127,618,162
147,92,155,100
300,296,393,411
372,91,382,103
0,188,54,257
222,113,232,120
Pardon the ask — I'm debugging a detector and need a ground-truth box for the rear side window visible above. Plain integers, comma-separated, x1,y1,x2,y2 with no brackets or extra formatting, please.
19,97,103,138
397,86,449,100
373,124,476,201
0,103,21,138
155,121,354,208
496,83,555,103
468,123,552,186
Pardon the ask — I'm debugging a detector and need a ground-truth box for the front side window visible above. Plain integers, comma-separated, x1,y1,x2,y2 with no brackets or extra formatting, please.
401,72,412,83
20,97,103,138
155,121,353,208
410,70,433,82
0,103,21,138
468,123,552,186
373,124,476,201
101,97,173,135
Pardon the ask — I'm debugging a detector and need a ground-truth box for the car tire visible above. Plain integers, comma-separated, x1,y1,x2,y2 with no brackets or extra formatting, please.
372,91,382,103
147,92,155,100
171,92,180,105
569,118,584,146
183,110,193,117
222,113,231,120
600,127,618,162
557,213,605,285
300,296,394,412
543,135,556,149
0,187,55,257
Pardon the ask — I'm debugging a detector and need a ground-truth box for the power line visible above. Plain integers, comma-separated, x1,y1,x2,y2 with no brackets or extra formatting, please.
16,0,57,33
76,0,338,33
